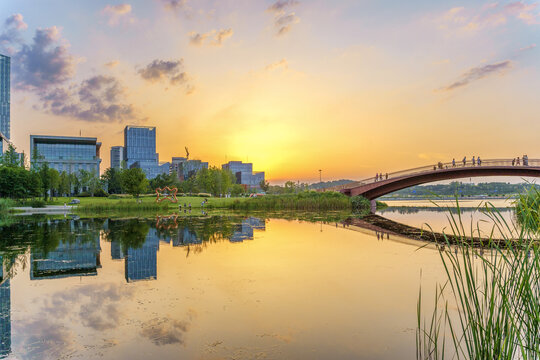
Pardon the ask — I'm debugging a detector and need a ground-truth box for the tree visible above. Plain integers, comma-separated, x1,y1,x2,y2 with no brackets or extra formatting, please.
38,162,51,201
102,168,122,194
58,171,70,197
27,171,42,198
120,168,148,199
48,168,60,199
259,180,270,193
1,144,20,168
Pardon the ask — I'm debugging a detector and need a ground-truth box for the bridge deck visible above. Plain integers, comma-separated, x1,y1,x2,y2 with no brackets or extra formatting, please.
323,158,540,200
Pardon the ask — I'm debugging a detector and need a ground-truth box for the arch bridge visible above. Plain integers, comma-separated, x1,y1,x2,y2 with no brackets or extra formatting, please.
327,158,540,208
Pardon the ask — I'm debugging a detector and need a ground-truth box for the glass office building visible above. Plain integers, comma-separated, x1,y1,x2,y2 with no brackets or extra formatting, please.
110,146,124,169
30,135,102,175
0,55,10,154
222,161,265,189
171,157,209,181
124,126,165,179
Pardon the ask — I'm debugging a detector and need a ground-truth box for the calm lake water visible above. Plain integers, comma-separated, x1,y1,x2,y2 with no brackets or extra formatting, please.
0,202,515,359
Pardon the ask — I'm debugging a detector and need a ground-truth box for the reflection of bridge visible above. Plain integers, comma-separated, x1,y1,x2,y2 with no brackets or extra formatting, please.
328,159,540,209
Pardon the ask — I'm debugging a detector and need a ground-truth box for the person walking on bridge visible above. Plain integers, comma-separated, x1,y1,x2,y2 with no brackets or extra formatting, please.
375,173,379,182
477,156,482,166
462,156,467,166
512,158,515,166
472,156,476,166
452,158,456,167
517,157,521,166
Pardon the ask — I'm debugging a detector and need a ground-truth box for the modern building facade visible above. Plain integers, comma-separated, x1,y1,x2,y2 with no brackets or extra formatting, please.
222,161,265,189
30,135,102,175
123,126,167,179
171,157,209,181
0,54,10,154
110,146,124,170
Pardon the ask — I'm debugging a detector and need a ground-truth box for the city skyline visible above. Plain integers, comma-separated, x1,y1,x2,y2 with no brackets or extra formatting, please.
0,0,539,183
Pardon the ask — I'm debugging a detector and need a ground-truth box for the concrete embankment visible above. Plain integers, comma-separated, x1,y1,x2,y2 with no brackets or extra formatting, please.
13,205,75,215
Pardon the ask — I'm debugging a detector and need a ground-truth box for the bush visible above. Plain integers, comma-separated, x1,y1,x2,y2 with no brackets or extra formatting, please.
197,193,212,198
0,198,15,213
351,196,371,214
228,191,352,211
94,188,109,197
29,199,46,208
78,191,91,197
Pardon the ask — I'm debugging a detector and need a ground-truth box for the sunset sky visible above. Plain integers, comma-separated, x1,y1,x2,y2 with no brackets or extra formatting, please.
1,0,539,183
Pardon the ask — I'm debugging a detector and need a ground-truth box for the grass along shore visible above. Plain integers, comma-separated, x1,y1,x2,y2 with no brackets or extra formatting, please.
7,192,388,213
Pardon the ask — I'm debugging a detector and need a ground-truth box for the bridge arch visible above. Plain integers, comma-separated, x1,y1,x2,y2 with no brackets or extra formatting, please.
337,159,540,200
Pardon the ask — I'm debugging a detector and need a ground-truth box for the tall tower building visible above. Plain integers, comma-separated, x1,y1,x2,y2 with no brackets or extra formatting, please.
110,146,125,169
0,54,10,154
123,125,161,179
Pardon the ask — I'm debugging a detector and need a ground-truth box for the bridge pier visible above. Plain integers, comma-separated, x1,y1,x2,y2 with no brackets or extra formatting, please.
370,200,376,214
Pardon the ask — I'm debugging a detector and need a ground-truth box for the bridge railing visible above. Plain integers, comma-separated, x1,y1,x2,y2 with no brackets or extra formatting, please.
324,158,540,192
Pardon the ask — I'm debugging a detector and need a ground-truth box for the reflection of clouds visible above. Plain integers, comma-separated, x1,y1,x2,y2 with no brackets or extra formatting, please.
140,309,197,346
15,318,74,360
41,283,135,331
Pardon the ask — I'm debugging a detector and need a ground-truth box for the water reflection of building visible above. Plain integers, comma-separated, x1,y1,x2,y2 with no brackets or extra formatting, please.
172,227,201,247
230,217,265,242
125,228,159,282
30,229,101,280
0,257,11,358
110,241,124,260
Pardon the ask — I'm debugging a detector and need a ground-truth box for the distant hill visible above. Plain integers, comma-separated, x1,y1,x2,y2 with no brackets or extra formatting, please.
309,179,354,190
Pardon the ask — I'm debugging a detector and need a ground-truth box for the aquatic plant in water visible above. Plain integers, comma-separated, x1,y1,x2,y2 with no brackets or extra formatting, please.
416,200,540,359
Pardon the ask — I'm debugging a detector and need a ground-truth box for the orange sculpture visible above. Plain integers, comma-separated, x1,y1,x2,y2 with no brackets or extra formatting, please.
155,186,178,203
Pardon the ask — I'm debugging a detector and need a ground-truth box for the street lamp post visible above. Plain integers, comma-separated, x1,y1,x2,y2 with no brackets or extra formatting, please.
318,169,322,183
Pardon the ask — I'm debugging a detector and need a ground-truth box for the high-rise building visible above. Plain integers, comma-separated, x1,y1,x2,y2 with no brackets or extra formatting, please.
110,146,124,169
30,135,102,175
0,54,10,154
123,125,167,179
222,161,265,189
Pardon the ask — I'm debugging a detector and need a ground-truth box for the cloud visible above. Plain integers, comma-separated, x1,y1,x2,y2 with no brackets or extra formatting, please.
159,0,187,11
4,13,27,30
267,0,301,36
0,14,28,52
0,16,77,90
138,59,194,93
437,1,539,32
518,43,537,51
105,60,120,68
101,4,135,26
40,75,138,122
267,0,300,14
439,60,512,91
140,310,197,346
103,3,132,15
15,27,77,90
188,28,233,46
265,58,288,71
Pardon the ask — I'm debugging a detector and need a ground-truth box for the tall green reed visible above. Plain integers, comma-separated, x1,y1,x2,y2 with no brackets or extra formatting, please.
416,198,539,359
